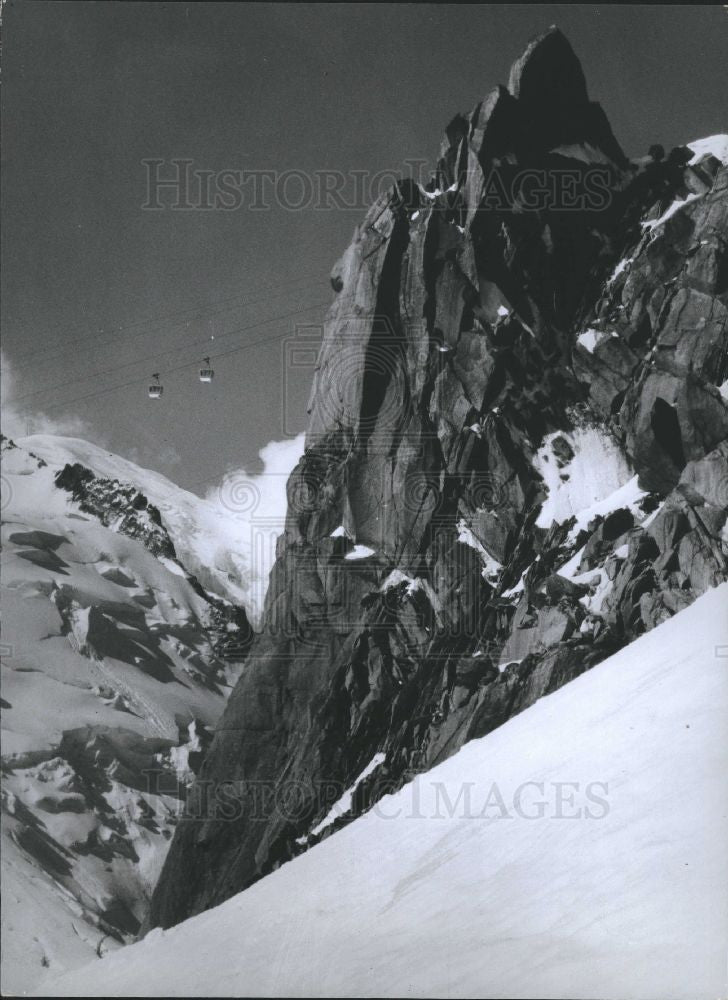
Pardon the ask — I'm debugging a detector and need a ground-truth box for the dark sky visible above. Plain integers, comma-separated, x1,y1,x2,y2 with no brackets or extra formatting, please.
3,2,727,491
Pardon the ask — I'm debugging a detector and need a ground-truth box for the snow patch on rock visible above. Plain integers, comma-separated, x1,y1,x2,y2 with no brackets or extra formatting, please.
687,134,728,167
308,753,386,839
607,256,633,285
380,569,415,591
457,519,502,583
344,544,376,561
642,192,700,232
565,474,648,543
576,328,619,353
535,427,633,530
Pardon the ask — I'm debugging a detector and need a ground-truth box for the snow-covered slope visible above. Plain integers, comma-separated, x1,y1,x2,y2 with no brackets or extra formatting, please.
0,436,249,993
46,584,728,1000
18,434,256,615
687,133,728,166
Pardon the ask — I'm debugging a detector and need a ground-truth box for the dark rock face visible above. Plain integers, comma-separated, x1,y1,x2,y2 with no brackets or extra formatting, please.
148,28,728,928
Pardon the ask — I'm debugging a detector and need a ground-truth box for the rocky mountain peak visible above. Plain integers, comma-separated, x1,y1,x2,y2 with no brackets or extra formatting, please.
148,31,728,931
436,26,626,175
508,26,588,106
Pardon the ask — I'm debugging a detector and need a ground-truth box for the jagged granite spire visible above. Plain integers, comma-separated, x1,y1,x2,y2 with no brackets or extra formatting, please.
508,26,588,102
147,29,728,929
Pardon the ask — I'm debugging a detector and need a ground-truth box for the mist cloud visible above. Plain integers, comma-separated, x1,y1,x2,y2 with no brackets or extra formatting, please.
1,353,92,441
201,433,305,624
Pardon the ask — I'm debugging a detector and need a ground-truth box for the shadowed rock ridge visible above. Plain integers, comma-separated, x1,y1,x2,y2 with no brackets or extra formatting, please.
147,27,728,929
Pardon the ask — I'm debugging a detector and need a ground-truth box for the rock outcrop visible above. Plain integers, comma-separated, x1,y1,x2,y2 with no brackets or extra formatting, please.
148,28,728,928
54,461,254,659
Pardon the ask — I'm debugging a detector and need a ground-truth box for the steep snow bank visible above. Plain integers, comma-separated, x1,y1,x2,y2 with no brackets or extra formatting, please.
47,585,728,1000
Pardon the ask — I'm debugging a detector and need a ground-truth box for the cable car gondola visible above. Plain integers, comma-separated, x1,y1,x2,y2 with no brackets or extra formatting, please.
199,357,214,383
148,373,163,399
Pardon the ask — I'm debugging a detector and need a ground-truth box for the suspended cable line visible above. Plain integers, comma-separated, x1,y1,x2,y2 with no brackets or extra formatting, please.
14,292,330,402
40,299,328,412
12,264,333,368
